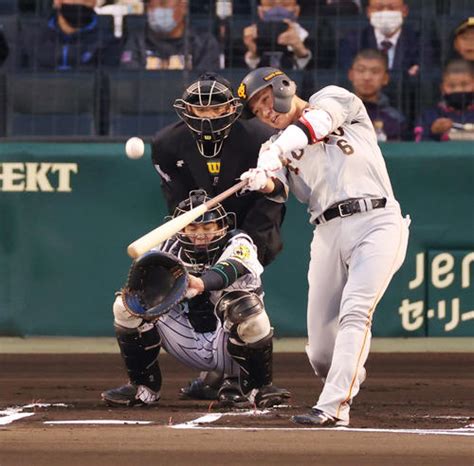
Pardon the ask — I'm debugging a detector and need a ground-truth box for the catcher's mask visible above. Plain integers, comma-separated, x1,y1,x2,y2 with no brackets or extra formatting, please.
174,190,236,267
174,73,243,158
237,67,296,119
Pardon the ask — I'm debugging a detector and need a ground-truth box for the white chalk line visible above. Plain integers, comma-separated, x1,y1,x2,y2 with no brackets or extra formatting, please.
45,420,153,425
420,415,472,420
0,412,35,425
0,403,68,426
170,410,474,437
2,404,473,437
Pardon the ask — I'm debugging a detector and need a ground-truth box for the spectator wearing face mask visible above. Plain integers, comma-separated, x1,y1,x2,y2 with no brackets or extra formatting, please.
414,59,474,142
120,0,220,71
18,0,122,70
239,0,335,70
339,0,434,77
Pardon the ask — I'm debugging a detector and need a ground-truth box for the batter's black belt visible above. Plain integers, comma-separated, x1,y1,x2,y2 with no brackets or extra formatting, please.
315,197,387,225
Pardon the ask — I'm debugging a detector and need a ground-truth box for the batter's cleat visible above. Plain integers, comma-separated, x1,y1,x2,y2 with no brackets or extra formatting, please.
101,383,160,407
291,408,349,427
254,384,291,408
179,378,219,401
217,377,252,408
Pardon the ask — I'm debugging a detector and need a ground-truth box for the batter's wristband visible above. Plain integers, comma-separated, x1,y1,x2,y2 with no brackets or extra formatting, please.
295,116,319,144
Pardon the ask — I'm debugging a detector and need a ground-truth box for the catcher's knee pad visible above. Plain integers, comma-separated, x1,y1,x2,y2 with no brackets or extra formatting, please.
115,323,162,392
217,291,271,345
113,294,143,329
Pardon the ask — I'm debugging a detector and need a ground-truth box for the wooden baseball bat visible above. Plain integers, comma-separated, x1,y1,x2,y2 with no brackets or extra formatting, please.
127,179,248,259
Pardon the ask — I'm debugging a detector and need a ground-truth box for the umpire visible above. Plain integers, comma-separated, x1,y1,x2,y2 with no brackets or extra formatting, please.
152,72,285,267
150,72,286,399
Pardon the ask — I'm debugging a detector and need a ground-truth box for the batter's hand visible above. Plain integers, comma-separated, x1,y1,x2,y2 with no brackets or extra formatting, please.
240,168,270,192
258,143,283,172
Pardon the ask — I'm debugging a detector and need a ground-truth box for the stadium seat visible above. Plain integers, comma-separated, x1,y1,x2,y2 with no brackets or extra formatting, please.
6,72,100,136
0,0,17,15
0,15,18,71
122,13,146,40
218,67,252,89
0,73,5,136
18,0,51,16
106,70,202,136
106,67,309,137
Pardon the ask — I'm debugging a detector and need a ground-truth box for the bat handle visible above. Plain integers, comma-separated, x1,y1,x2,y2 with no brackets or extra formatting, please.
205,179,248,209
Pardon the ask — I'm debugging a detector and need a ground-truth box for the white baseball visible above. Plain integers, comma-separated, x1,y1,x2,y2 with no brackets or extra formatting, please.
125,137,145,159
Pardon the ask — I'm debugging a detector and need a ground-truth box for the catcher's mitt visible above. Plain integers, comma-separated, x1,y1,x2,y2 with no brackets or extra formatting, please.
121,250,188,320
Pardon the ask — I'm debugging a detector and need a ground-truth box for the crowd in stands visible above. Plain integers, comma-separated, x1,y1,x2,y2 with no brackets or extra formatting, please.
0,0,473,141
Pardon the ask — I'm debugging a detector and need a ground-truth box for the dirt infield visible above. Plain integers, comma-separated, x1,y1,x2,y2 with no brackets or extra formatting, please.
0,352,473,466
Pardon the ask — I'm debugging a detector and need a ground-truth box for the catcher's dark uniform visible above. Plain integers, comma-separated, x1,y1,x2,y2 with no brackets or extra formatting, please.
114,231,263,378
151,118,285,266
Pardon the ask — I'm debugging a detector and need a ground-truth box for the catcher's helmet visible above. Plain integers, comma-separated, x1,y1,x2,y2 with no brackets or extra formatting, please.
174,73,243,158
237,67,296,119
173,190,236,268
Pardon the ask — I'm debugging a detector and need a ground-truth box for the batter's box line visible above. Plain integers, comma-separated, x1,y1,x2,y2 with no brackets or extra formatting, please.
0,403,69,426
170,413,474,437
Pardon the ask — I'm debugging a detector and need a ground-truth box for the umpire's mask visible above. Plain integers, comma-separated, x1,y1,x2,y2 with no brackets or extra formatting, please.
174,73,243,158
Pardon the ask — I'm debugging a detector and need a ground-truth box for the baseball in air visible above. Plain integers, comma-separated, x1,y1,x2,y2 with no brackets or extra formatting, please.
125,137,145,159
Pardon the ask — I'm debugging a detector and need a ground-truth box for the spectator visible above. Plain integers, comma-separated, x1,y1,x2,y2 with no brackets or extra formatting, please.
449,17,474,64
0,29,8,67
240,0,334,70
339,0,433,77
415,59,474,142
19,0,121,70
120,0,220,71
348,49,407,141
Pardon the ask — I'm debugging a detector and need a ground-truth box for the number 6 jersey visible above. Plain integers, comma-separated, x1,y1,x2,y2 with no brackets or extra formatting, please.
270,85,398,223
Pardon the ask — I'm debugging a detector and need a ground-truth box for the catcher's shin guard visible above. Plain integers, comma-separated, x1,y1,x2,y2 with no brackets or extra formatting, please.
227,334,273,394
115,323,162,392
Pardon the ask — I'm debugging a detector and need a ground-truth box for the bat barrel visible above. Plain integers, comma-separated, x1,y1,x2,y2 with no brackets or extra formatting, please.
127,179,248,259
127,203,208,258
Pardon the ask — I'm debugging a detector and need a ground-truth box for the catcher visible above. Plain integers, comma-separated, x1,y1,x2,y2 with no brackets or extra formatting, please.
101,190,290,408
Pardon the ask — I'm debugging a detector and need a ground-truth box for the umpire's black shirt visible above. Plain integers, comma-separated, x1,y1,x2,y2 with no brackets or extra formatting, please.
152,118,285,267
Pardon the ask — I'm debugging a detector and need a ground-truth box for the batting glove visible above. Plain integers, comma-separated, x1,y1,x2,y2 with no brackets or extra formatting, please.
257,143,283,172
240,168,269,192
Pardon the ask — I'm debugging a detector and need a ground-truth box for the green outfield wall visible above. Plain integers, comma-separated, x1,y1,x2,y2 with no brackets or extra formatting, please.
0,142,473,337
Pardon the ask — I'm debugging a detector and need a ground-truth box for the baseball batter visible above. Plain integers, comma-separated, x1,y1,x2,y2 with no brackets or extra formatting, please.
238,67,410,426
102,190,290,408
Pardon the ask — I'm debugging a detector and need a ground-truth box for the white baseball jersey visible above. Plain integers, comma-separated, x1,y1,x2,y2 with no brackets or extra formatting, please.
271,85,397,223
